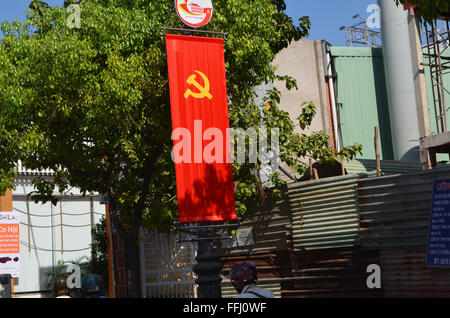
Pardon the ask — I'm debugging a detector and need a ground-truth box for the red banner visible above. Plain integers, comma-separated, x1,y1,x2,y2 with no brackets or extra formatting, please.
165,34,237,223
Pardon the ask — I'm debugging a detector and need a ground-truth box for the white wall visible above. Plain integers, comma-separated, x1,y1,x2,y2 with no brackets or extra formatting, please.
12,174,105,295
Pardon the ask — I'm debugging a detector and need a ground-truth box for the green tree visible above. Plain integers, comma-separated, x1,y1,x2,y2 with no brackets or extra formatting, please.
89,216,109,293
0,0,361,297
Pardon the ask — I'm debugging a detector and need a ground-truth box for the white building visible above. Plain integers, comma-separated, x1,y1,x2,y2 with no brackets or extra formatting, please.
9,165,105,297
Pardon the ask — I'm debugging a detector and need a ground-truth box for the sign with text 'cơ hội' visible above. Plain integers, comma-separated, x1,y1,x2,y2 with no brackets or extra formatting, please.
0,190,19,278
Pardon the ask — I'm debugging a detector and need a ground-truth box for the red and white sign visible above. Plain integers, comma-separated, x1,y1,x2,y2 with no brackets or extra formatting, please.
175,0,213,28
0,211,20,278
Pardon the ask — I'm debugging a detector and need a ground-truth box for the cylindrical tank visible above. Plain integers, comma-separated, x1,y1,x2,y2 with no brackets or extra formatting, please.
378,0,420,161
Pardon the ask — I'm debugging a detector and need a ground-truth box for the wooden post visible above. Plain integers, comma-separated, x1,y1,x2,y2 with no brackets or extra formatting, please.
341,159,345,176
374,127,381,177
0,189,12,212
309,158,313,180
429,149,438,168
105,204,115,298
313,168,319,180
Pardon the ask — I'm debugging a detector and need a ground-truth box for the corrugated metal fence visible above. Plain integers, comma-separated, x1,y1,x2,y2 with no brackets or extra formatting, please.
288,174,364,250
220,168,450,298
358,167,450,297
358,170,439,249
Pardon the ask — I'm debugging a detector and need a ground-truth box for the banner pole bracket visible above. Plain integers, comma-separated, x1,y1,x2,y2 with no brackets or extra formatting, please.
161,27,228,41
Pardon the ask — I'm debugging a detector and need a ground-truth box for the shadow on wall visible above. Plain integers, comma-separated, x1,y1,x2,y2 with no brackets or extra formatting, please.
371,48,395,161
9,265,55,298
400,146,420,162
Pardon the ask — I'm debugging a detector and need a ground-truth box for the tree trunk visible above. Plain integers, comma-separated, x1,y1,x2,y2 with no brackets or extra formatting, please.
124,232,141,298
108,199,142,298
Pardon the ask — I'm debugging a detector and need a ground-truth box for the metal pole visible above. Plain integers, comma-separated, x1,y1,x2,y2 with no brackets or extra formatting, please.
425,23,442,133
192,227,223,298
326,51,341,151
60,193,63,254
433,19,448,132
177,22,225,298
26,195,31,252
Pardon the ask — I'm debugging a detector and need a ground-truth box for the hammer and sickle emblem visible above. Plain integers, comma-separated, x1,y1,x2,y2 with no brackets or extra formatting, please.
183,70,213,100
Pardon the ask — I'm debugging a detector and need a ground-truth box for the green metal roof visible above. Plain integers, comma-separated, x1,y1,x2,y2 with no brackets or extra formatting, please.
330,46,383,57
343,159,423,175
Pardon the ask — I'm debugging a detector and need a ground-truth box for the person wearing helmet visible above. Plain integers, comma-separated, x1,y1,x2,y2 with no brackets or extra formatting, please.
81,273,106,298
53,273,71,298
229,262,274,298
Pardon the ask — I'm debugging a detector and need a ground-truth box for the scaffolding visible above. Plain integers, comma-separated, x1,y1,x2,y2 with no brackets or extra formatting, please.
420,16,450,168
423,19,450,134
340,15,382,48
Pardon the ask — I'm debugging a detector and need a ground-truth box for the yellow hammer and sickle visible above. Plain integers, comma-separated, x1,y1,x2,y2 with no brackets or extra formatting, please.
183,70,213,100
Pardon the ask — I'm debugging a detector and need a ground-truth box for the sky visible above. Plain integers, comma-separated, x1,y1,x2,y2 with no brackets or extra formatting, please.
0,0,381,46
285,0,380,46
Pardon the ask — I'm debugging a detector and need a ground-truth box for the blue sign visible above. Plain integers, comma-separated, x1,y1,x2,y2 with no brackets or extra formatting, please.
427,179,450,267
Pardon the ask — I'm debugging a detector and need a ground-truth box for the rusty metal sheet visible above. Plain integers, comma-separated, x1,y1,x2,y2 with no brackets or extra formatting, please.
379,248,450,298
284,247,382,298
358,168,450,249
217,198,292,256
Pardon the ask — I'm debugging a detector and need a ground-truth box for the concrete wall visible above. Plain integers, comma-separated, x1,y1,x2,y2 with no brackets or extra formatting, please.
270,39,333,180
272,39,331,138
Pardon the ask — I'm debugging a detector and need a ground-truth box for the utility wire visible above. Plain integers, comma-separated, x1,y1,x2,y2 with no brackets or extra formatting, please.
19,222,93,228
13,207,105,217
19,240,91,253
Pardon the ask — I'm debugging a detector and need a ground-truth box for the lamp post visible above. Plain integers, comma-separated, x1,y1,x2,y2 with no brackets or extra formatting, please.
192,227,223,298
179,22,224,298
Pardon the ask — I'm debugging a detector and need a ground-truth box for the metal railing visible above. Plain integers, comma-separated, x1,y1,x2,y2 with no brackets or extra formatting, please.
143,269,196,298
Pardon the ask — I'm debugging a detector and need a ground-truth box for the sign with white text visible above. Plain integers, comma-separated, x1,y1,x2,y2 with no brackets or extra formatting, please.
427,179,450,267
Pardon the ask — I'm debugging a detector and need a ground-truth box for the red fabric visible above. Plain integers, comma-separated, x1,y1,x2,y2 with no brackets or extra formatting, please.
165,34,237,223
403,1,417,14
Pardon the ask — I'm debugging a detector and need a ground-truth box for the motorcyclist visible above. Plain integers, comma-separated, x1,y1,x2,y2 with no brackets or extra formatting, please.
229,262,274,298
